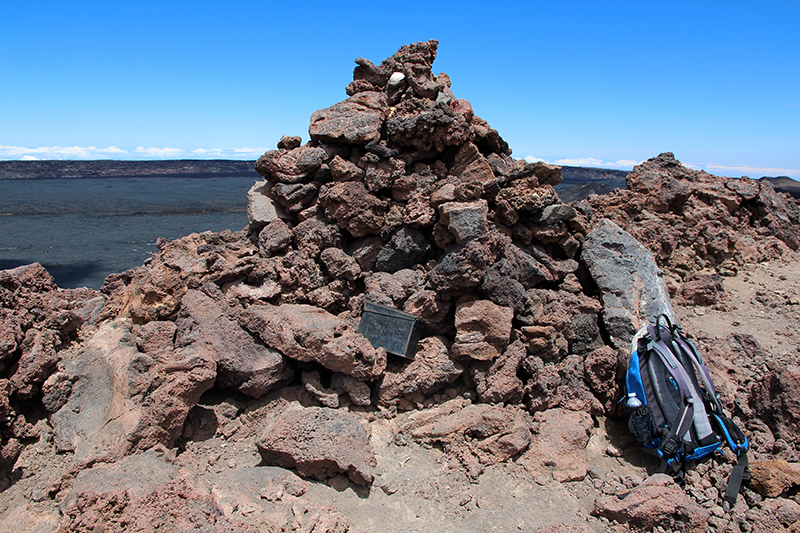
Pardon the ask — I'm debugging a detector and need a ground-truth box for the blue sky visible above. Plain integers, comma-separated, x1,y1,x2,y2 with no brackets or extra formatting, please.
1,1,798,178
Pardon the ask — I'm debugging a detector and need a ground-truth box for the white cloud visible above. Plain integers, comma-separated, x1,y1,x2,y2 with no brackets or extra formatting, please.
0,144,128,159
134,146,184,158
524,156,545,163
554,157,606,167
702,163,800,178
0,144,269,161
521,155,640,170
190,147,268,159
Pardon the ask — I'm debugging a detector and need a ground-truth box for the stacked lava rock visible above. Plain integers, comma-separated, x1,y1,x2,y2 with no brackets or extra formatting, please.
248,40,612,412
582,152,800,280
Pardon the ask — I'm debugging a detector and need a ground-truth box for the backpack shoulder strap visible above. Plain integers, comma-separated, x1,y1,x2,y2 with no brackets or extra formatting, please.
671,326,725,414
646,331,696,459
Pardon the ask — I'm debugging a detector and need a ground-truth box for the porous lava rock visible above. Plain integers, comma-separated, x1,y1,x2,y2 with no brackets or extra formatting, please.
238,303,386,380
175,286,293,397
256,404,376,485
593,473,710,532
401,398,532,479
585,152,800,276
750,366,800,444
518,408,593,483
749,459,800,497
0,263,102,473
377,336,463,406
50,317,216,465
58,451,259,533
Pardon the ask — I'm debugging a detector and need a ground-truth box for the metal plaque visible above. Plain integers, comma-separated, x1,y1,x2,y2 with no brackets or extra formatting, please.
358,301,423,359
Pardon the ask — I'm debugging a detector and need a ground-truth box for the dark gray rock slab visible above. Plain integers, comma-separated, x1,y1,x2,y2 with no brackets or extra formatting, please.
375,225,432,273
581,218,675,345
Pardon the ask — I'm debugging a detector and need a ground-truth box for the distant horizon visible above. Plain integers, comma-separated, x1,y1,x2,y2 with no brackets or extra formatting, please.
2,2,798,179
4,150,800,180
3,153,800,181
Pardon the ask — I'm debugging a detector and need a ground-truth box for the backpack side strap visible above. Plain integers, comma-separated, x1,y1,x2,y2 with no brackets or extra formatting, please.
713,413,750,505
724,452,749,506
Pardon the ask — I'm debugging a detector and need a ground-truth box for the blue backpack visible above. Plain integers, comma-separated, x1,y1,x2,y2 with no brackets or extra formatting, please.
625,314,750,505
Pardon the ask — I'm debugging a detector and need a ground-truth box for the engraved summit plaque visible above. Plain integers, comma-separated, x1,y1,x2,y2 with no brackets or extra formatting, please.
358,301,423,359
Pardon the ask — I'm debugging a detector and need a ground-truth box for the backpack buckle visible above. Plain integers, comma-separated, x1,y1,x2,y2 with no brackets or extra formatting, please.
662,438,678,455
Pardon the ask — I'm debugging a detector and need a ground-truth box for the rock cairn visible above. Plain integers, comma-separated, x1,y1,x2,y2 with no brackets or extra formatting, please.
245,39,621,415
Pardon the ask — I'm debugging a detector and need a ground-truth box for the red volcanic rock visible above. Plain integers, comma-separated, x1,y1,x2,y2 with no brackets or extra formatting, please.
270,181,320,214
427,241,492,296
385,100,474,153
0,263,97,398
750,366,800,444
377,336,463,405
520,288,603,361
309,91,389,146
256,405,376,485
593,473,710,533
749,459,800,498
318,181,386,238
494,243,555,289
499,181,560,214
101,229,259,323
470,339,526,404
477,266,528,313
239,303,386,380
450,143,495,186
375,225,433,273
452,299,514,361
50,318,216,465
257,218,293,257
402,398,531,477
678,273,725,306
519,408,593,483
254,143,331,184
10,329,61,399
586,152,800,274
329,154,366,181
747,498,800,532
524,354,604,416
319,247,362,281
363,268,425,307
291,218,342,259
176,287,292,398
439,199,490,245
59,452,257,533
583,345,621,414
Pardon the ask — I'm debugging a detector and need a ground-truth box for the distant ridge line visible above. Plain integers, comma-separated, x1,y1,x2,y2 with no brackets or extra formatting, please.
0,159,260,180
2,159,632,181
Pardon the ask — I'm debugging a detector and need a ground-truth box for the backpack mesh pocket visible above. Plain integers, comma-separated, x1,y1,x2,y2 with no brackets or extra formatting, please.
628,405,657,447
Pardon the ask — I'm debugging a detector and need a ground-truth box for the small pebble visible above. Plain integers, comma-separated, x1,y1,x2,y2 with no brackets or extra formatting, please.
381,481,398,495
